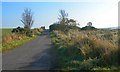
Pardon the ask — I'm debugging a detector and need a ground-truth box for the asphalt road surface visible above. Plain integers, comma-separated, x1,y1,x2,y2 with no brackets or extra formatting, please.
2,30,54,70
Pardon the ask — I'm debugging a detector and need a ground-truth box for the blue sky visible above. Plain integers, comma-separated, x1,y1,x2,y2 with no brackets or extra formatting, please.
2,1,119,29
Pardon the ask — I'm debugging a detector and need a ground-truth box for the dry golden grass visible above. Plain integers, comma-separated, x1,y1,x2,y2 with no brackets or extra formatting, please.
53,29,118,68
2,33,25,44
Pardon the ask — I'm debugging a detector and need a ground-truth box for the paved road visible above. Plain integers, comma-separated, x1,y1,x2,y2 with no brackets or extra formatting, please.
2,30,54,70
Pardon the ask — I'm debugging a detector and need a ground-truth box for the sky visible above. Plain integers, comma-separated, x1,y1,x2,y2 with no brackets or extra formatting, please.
1,0,119,29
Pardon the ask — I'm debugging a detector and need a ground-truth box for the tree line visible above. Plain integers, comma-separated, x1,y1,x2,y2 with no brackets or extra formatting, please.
12,8,96,36
49,10,96,32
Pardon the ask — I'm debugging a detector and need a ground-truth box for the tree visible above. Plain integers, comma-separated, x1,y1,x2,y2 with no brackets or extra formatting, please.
21,8,34,29
81,22,96,30
87,22,92,27
67,19,79,26
57,10,69,32
49,9,80,32
58,9,68,25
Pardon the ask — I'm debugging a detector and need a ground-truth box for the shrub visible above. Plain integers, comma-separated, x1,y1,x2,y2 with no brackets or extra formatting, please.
81,26,97,30
49,24,80,32
101,32,113,40
12,27,25,33
12,27,33,37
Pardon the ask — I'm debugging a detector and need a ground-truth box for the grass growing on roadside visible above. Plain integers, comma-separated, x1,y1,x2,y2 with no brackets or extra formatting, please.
92,66,120,70
51,34,83,70
0,28,43,52
1,36,37,52
51,30,119,70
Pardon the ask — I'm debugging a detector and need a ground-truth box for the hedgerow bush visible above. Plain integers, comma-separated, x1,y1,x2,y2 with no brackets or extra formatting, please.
12,27,32,37
12,27,43,37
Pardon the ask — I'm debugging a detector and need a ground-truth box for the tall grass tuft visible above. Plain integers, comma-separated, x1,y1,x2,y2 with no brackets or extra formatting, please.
51,29,119,70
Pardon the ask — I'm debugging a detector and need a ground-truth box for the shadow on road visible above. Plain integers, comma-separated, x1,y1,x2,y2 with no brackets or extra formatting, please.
19,48,52,70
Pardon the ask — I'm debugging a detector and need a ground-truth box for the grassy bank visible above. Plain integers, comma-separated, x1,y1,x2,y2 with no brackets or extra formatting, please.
1,35,37,52
51,30,119,71
1,28,43,52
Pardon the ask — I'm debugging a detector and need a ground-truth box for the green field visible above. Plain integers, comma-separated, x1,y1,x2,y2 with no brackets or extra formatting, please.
0,28,12,38
0,28,12,44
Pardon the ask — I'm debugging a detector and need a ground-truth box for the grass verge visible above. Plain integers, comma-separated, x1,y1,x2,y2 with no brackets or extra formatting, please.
0,36,37,52
50,30,119,71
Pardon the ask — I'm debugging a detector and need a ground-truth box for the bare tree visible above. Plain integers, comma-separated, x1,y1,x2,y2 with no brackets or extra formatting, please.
21,8,34,29
58,10,68,25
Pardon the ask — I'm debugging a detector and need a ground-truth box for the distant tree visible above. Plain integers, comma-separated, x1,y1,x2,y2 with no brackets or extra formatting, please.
21,8,34,29
67,19,79,26
87,22,92,26
58,9,68,25
49,9,80,32
41,26,45,30
57,10,69,32
67,19,76,23
81,22,96,30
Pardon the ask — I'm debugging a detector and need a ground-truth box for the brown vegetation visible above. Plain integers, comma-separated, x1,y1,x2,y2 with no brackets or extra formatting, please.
52,29,119,70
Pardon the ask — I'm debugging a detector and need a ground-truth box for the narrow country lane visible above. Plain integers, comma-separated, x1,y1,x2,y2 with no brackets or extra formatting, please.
2,30,54,70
